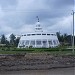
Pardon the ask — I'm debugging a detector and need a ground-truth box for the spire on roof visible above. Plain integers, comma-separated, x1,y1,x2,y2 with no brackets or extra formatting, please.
35,16,43,32
36,16,39,22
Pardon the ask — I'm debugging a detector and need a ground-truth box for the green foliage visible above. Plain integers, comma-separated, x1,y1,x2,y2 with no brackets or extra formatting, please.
1,34,6,44
15,38,20,47
10,33,16,46
56,32,72,46
0,46,75,55
9,33,20,47
0,34,10,47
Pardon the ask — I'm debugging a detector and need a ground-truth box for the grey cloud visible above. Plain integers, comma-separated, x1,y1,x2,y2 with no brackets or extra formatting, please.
0,0,74,34
0,0,17,6
56,0,74,6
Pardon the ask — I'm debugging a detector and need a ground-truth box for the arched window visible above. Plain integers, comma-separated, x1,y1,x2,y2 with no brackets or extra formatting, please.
42,40,47,47
25,40,29,45
36,40,41,45
30,40,35,46
53,40,57,45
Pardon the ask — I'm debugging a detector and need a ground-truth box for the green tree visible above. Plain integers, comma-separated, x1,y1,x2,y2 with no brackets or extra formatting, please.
10,34,16,46
56,32,63,42
5,40,10,46
15,37,20,47
66,35,72,46
63,33,67,43
1,34,6,44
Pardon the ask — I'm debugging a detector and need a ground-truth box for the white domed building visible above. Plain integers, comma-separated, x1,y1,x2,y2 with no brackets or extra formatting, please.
18,18,59,48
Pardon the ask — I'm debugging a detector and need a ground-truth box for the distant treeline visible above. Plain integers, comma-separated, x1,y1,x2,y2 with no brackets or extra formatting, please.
0,34,20,47
56,32,75,46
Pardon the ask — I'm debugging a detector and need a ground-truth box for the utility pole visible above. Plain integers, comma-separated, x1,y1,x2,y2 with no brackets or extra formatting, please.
72,10,75,53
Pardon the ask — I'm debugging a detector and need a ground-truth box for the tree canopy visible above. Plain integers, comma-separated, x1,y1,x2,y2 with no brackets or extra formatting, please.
1,34,6,44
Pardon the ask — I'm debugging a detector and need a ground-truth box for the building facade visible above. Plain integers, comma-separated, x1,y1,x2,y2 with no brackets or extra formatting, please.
18,18,59,48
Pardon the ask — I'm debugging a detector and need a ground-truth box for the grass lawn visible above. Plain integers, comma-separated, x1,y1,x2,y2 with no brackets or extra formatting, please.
0,47,75,55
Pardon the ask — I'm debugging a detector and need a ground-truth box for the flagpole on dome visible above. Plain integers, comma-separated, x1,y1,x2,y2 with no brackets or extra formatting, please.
36,16,39,22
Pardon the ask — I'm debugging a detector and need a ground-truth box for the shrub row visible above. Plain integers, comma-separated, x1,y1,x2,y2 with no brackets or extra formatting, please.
0,47,74,52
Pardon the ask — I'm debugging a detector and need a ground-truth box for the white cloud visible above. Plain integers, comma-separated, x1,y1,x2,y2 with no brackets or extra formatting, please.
0,6,4,19
47,15,74,34
17,0,49,11
19,24,34,34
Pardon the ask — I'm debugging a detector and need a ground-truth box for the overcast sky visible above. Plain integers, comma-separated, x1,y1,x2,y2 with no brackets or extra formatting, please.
0,0,74,35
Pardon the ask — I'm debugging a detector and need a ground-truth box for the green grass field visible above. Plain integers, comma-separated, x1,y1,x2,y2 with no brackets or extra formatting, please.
0,47,75,55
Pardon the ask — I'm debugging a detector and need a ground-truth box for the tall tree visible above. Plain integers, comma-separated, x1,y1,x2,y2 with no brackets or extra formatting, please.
56,32,62,42
10,34,16,46
1,34,6,44
5,40,10,46
15,37,20,47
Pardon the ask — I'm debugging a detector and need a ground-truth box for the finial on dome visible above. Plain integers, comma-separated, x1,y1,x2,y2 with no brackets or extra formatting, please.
36,16,39,22
35,16,43,32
